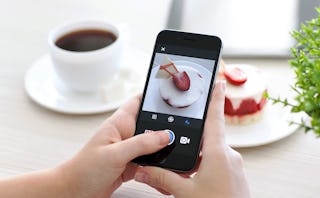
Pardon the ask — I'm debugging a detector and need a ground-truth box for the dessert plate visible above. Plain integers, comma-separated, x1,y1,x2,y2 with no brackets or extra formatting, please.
225,103,305,148
24,46,148,114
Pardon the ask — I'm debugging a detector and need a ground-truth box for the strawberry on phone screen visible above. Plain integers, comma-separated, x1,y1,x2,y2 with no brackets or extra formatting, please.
173,71,190,91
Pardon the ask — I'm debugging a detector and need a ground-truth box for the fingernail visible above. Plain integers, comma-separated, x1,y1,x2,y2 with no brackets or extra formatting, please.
159,130,171,146
135,171,149,183
218,80,226,91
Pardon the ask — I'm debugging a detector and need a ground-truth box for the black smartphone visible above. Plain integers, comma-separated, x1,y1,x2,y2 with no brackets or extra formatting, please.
133,30,222,172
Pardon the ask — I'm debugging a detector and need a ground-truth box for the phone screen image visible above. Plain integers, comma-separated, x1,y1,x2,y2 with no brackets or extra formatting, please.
143,53,215,120
133,30,221,172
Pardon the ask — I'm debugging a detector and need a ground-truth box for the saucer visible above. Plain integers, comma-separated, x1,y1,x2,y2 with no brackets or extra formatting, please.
24,46,149,114
225,103,305,148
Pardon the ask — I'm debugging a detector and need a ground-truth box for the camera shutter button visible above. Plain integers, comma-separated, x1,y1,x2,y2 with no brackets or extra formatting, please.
166,129,175,145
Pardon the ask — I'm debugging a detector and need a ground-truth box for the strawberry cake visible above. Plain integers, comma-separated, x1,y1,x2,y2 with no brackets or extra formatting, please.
156,57,204,108
221,63,267,124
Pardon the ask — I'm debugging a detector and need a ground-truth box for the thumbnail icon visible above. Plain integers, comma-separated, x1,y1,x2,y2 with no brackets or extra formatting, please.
151,114,158,120
144,129,153,133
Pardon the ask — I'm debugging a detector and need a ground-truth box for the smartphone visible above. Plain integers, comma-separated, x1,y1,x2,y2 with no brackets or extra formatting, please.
133,30,222,172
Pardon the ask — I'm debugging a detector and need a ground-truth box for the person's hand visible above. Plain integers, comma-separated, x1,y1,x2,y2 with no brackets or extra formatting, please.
55,96,171,198
134,81,251,198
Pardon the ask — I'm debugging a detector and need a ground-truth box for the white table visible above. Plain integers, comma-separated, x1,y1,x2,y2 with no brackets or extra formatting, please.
1,1,320,197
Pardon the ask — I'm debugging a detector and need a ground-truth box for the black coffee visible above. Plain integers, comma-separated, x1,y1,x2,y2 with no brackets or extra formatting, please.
55,29,117,52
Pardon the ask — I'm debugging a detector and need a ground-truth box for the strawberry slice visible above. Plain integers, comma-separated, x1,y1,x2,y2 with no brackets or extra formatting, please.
173,71,190,91
224,67,247,86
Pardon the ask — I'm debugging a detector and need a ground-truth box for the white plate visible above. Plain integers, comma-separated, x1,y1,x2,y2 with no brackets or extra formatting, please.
143,60,211,119
24,46,149,114
226,103,304,148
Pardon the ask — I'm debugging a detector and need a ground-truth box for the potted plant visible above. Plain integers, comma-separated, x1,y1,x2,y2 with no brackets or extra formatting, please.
267,7,320,135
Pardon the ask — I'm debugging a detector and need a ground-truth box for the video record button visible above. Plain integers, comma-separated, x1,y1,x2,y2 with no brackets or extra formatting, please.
166,129,175,145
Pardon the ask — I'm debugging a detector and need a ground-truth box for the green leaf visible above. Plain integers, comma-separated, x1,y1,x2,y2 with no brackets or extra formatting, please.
271,6,320,135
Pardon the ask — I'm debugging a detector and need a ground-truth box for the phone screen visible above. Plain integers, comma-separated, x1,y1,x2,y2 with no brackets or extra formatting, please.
133,30,222,172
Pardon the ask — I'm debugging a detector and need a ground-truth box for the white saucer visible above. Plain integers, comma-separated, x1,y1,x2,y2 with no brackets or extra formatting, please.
225,103,305,148
25,46,149,114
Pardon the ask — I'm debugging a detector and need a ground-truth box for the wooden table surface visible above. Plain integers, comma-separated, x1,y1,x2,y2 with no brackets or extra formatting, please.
1,1,320,197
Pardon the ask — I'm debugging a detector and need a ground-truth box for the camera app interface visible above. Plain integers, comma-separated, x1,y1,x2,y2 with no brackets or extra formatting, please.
136,44,218,164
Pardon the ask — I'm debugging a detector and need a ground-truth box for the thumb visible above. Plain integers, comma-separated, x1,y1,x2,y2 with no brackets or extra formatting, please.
111,130,172,164
134,166,189,195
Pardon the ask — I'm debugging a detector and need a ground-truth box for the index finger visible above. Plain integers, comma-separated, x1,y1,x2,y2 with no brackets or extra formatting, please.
202,80,226,154
116,94,142,117
101,94,142,139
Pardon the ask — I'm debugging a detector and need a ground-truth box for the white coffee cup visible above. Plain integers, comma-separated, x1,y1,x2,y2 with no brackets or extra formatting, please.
48,19,123,93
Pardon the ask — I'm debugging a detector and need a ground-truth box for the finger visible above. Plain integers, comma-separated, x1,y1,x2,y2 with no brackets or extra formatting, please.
154,187,172,196
105,94,142,139
109,130,171,164
227,146,244,167
117,94,142,116
190,154,202,175
121,163,139,182
203,80,226,153
134,166,190,195
178,154,202,178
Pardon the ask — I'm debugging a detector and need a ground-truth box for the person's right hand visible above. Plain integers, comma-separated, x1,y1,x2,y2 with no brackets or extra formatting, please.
134,81,251,198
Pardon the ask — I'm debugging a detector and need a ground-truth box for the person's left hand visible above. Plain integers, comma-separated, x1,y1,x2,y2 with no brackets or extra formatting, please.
55,95,170,198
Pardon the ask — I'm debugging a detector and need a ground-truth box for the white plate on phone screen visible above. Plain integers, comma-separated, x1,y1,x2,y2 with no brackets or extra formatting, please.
225,103,304,148
24,46,148,114
143,60,211,120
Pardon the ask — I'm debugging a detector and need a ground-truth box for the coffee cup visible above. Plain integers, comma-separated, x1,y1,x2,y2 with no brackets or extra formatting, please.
48,19,123,93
